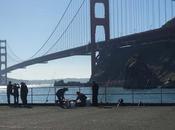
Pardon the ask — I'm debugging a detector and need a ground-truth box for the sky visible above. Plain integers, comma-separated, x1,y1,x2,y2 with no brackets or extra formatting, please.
0,0,91,80
0,0,174,80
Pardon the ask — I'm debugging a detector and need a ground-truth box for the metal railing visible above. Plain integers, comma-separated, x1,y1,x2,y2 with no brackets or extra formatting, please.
0,86,175,104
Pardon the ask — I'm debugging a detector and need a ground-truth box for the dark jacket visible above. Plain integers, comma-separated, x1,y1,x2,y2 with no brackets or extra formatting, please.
76,93,87,102
13,84,20,96
56,88,67,98
20,84,28,97
7,83,13,94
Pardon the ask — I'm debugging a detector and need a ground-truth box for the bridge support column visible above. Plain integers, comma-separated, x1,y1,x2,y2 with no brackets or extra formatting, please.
90,0,110,78
0,40,7,85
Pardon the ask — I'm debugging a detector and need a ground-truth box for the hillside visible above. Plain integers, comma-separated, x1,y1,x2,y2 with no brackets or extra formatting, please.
7,78,89,85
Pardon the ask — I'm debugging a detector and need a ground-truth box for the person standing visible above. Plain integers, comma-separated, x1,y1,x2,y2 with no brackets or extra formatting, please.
7,81,13,105
20,82,28,105
13,83,20,105
92,81,99,106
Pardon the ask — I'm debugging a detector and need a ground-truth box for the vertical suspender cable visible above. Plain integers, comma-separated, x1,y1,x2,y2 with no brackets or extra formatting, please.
85,0,87,44
109,0,112,38
117,0,119,37
145,0,147,30
113,0,115,38
136,0,137,32
165,0,167,23
133,0,135,33
130,0,133,33
143,0,145,31
129,0,132,34
121,0,123,36
136,0,138,32
137,0,140,31
81,1,83,44
125,0,127,35
158,0,161,27
152,0,155,29
85,1,89,43
139,0,141,31
171,0,174,18
79,0,81,44
85,0,86,43
139,0,141,32
141,0,144,31
135,0,137,32
147,0,150,30
82,1,84,44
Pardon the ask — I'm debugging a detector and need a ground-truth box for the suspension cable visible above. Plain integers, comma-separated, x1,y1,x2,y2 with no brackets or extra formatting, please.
6,43,23,61
44,0,86,55
30,0,73,58
7,53,21,63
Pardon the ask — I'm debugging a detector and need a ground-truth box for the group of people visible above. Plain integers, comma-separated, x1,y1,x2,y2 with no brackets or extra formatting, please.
55,87,88,108
7,81,28,105
6,80,99,107
55,81,99,108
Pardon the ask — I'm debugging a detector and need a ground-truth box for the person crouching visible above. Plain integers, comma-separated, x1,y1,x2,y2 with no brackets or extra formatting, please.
56,88,68,107
76,92,87,107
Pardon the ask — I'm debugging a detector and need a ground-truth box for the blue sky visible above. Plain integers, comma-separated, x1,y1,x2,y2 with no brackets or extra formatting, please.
0,0,91,80
0,0,71,59
0,0,174,80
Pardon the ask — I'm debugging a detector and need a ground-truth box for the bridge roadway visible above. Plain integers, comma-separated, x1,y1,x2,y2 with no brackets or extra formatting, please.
1,25,175,75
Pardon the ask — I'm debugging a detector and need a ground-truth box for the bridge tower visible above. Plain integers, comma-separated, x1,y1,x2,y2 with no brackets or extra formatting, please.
0,40,7,85
90,0,110,78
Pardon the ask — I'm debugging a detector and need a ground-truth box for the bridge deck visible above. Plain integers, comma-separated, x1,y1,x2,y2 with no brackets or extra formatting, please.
0,106,175,130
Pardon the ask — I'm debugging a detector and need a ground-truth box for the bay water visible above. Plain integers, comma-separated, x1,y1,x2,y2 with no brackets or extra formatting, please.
0,85,175,104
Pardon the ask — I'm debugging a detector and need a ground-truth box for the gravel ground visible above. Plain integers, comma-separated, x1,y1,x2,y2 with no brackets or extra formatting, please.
0,106,175,130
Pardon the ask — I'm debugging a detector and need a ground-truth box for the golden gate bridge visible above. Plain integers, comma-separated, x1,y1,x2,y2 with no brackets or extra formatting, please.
0,0,175,85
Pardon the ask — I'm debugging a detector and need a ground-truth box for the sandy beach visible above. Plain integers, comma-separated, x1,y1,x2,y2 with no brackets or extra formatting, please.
0,106,174,130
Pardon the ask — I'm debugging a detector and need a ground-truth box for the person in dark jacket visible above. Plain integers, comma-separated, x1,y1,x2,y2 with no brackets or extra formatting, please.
92,81,99,106
13,83,20,105
76,92,87,107
20,82,28,105
56,88,68,107
7,81,13,105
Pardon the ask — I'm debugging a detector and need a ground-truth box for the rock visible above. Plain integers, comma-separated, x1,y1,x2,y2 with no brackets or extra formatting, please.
124,55,159,89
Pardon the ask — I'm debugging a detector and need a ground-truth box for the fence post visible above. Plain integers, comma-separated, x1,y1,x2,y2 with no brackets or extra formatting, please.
161,87,163,104
31,88,33,104
79,86,81,93
132,89,134,104
105,86,107,103
54,87,56,103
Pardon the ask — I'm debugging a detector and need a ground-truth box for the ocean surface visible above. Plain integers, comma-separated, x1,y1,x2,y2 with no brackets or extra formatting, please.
0,84,175,104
